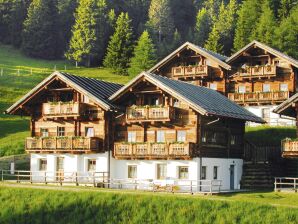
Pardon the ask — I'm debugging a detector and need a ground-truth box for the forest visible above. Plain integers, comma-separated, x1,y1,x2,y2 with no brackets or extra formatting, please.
0,0,297,75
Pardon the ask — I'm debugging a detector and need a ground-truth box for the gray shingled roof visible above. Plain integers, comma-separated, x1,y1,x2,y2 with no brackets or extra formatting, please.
5,71,123,114
110,72,265,123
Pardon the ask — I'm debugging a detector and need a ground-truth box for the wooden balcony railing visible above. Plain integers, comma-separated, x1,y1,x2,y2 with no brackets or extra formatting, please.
26,136,102,153
126,106,173,122
114,142,193,159
228,91,289,104
281,138,298,158
238,65,277,78
42,102,83,117
172,65,208,78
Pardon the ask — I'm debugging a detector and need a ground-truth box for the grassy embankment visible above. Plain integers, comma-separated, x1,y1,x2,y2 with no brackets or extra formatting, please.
0,185,297,224
0,44,130,156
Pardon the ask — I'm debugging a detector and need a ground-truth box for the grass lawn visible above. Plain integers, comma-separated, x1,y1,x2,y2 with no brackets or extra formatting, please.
0,44,130,156
0,184,297,224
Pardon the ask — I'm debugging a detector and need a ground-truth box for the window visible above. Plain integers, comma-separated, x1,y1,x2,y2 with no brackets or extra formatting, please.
128,165,137,179
173,99,180,107
57,127,65,137
156,131,165,142
262,108,270,120
88,159,96,172
213,166,218,180
157,164,167,180
40,128,49,137
263,84,271,92
280,83,288,91
209,83,217,90
39,159,47,171
178,166,189,179
85,127,94,137
128,131,136,143
202,130,227,146
201,166,207,180
83,95,90,103
231,135,242,146
238,85,246,93
177,130,186,142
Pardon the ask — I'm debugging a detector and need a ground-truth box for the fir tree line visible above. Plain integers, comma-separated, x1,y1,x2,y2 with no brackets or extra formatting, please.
0,0,297,76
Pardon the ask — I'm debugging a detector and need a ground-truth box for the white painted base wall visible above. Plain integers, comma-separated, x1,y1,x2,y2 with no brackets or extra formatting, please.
30,153,243,191
245,105,295,126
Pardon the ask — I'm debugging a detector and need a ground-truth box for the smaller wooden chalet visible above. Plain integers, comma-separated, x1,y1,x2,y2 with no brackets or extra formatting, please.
227,40,298,106
5,71,123,154
109,72,264,160
148,42,231,94
274,93,298,158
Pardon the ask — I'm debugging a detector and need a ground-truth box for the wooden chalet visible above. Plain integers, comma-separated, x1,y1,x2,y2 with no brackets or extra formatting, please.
227,41,298,106
148,42,231,94
5,71,123,154
274,93,298,158
109,72,264,160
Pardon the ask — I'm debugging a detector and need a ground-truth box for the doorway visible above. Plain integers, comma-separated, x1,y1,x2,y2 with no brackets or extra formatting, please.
230,165,235,190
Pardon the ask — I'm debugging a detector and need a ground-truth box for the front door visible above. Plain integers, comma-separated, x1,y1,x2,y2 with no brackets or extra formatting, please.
230,165,235,190
56,157,64,181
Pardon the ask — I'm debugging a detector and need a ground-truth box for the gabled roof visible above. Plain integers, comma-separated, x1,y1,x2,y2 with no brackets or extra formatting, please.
110,72,265,123
5,71,123,114
273,93,298,118
148,42,231,72
226,40,298,68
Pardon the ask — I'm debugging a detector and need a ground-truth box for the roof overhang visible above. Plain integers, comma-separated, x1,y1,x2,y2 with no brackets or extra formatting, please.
273,93,298,118
148,42,231,72
5,71,112,115
226,40,298,68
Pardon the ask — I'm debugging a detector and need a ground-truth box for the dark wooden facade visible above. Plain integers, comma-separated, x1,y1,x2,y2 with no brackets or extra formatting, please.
111,77,245,160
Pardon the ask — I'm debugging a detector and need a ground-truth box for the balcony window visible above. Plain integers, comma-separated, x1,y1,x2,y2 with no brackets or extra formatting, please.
157,164,167,180
156,131,165,143
177,130,186,142
280,83,288,91
88,159,96,172
85,127,94,137
209,83,217,90
201,166,207,180
178,166,189,179
41,128,49,137
263,84,271,92
39,159,47,171
213,166,218,180
128,165,137,179
57,127,65,137
238,85,246,93
128,131,136,143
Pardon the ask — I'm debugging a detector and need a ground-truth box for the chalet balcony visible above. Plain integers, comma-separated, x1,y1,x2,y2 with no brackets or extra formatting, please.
281,138,298,158
172,65,208,78
25,136,102,153
114,142,194,159
42,102,83,117
228,91,289,104
238,65,277,78
126,106,174,122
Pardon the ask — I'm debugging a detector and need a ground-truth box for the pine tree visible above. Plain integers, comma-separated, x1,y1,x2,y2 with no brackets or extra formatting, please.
233,0,262,50
103,12,133,75
22,0,62,59
204,25,223,53
128,30,157,76
252,0,276,45
278,0,296,19
66,0,108,67
274,5,298,58
194,7,211,46
146,0,175,43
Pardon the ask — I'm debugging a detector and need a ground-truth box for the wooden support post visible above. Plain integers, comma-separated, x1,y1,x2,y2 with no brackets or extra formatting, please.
30,171,32,184
1,170,3,181
93,172,96,187
44,171,47,184
75,172,78,186
134,179,137,190
17,171,20,183
190,180,193,194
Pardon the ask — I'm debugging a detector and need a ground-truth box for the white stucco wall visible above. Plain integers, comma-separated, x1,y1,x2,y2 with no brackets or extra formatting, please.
245,105,295,126
31,153,242,191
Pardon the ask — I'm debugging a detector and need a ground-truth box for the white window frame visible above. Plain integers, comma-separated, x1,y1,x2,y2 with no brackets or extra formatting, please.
87,159,96,172
201,166,207,180
213,166,218,180
85,127,95,137
128,165,137,179
128,131,136,143
263,84,271,92
280,83,288,91
209,83,217,90
178,166,189,179
156,164,167,180
156,130,165,143
40,128,49,137
238,85,246,93
39,159,47,171
177,130,186,142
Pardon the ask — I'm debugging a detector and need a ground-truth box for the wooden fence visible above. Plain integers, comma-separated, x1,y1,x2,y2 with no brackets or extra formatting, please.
0,170,222,194
274,177,298,192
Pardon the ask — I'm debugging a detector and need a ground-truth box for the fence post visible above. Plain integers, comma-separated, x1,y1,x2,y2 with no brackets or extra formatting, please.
0,68,3,76
30,171,32,184
190,180,193,194
274,178,277,192
1,170,3,181
294,179,296,190
134,179,137,190
210,180,212,195
44,171,47,184
75,172,78,186
17,171,20,183
93,172,96,187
